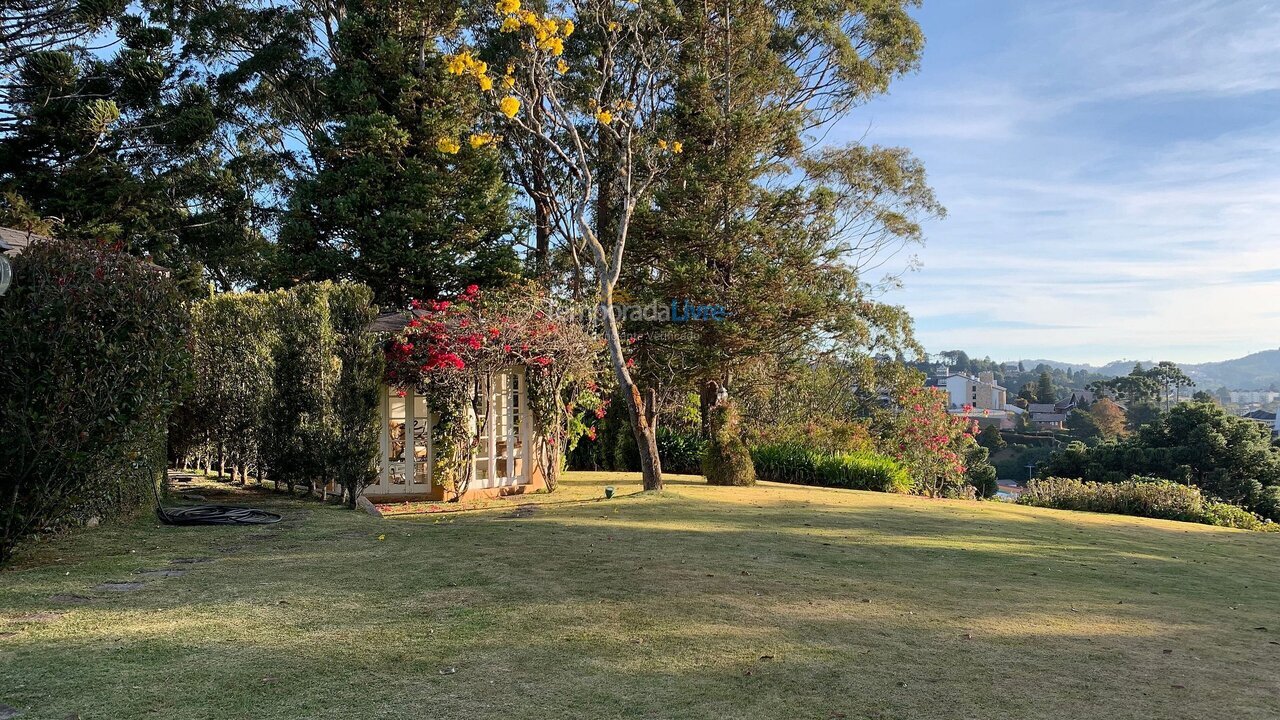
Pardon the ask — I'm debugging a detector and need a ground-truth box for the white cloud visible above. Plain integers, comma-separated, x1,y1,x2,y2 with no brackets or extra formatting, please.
839,0,1280,363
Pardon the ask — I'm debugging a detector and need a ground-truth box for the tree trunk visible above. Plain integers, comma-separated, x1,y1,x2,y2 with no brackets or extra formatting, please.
598,284,663,491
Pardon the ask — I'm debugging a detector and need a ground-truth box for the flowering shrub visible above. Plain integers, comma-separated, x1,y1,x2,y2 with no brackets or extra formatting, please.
879,387,981,496
382,282,598,498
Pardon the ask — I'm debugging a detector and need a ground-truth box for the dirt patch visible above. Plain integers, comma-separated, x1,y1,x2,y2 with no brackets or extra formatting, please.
93,582,145,592
13,612,64,623
499,504,539,519
134,569,187,579
169,557,215,565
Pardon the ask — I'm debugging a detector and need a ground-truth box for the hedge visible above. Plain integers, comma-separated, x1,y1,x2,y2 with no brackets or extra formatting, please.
750,442,911,493
1018,476,1275,531
0,240,189,563
174,282,383,506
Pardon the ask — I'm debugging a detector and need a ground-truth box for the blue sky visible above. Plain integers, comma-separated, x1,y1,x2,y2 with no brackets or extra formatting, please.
843,0,1280,365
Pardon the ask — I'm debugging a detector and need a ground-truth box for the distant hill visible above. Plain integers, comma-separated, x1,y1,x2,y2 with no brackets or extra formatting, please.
1012,349,1280,390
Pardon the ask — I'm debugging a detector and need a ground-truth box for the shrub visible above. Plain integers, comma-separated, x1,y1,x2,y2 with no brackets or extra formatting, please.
750,442,911,493
1019,476,1206,522
657,428,706,475
1203,502,1268,531
703,402,756,486
1019,476,1275,530
0,240,189,563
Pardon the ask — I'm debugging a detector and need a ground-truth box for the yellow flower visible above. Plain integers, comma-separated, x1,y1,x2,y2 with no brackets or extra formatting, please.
657,139,668,150
495,0,520,14
607,21,619,31
436,137,461,154
672,141,683,153
501,74,515,89
555,59,569,74
500,95,521,118
518,10,537,25
478,74,494,91
562,19,575,36
377,534,386,541
500,16,521,32
469,133,499,148
540,36,564,56
445,53,469,75
595,109,613,125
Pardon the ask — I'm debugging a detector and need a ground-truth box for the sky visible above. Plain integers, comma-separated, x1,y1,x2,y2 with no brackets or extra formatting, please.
843,0,1280,365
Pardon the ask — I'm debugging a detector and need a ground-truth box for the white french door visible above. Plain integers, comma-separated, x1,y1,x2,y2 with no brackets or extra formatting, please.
375,387,433,495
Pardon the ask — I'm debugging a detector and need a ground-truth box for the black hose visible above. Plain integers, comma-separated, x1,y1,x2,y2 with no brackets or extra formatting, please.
150,463,282,526
156,504,282,526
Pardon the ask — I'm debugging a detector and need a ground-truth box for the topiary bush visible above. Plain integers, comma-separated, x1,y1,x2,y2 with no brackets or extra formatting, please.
703,402,756,486
750,442,911,493
0,239,189,563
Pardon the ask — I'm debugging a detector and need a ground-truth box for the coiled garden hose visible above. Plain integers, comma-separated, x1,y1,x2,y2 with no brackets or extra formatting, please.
148,462,282,526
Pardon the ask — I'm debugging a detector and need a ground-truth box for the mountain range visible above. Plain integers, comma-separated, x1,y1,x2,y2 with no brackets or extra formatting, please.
1014,348,1280,390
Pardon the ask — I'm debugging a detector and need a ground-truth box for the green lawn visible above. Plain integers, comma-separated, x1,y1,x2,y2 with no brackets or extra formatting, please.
2,472,1278,719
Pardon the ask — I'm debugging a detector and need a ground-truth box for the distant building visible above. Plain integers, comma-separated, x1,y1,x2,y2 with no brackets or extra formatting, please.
927,370,1018,429
1241,409,1278,435
1230,390,1279,404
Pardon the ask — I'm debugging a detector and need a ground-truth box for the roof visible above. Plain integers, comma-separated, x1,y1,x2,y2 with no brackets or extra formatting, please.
0,226,50,256
1031,413,1068,423
1027,403,1057,414
370,310,423,334
1243,410,1277,421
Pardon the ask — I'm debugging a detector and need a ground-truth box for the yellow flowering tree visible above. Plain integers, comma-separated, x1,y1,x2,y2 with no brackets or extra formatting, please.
447,0,685,490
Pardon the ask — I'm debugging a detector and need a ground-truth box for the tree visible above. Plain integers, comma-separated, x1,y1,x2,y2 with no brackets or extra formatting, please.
0,3,277,287
686,11,927,461
977,424,1006,451
443,0,689,490
1065,409,1101,441
1146,360,1195,410
1036,370,1055,404
1041,401,1280,519
277,0,520,307
1089,397,1127,439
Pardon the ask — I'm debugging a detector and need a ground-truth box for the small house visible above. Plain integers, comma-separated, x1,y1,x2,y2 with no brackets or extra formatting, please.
359,311,552,502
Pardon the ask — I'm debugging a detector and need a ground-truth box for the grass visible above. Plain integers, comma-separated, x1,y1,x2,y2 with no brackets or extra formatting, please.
1,472,1278,719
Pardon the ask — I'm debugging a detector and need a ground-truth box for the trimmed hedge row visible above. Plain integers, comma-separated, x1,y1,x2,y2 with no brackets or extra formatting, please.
1018,476,1274,531
0,240,189,563
750,442,911,493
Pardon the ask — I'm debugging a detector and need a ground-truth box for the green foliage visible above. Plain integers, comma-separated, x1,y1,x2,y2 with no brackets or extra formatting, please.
750,443,911,493
657,428,706,475
277,0,518,306
703,402,756,487
0,239,189,562
0,5,275,287
976,424,1006,451
1019,476,1273,531
325,284,385,507
1021,476,1207,522
965,445,999,498
1041,401,1280,517
181,282,383,504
